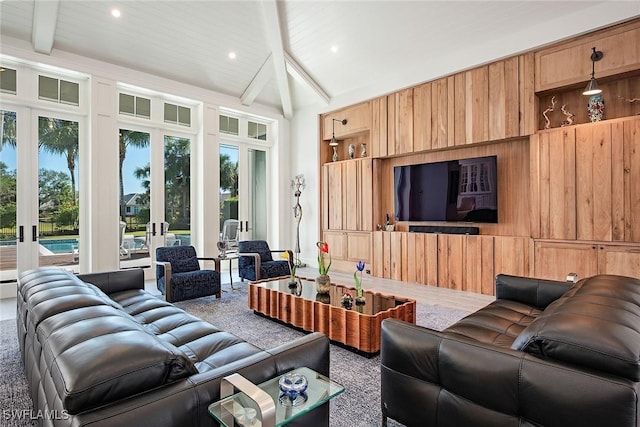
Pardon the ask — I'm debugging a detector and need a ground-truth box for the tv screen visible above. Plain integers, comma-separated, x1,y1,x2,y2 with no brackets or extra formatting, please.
394,155,498,223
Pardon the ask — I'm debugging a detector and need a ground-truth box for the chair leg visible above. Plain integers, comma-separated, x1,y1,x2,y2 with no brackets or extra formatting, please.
215,290,221,299
381,415,388,427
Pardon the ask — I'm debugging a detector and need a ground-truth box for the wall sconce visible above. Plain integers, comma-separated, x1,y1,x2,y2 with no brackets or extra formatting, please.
329,118,347,146
583,46,603,96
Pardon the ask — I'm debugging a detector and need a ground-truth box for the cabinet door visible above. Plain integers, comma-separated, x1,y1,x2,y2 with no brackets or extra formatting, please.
534,241,598,281
437,234,465,291
489,56,520,141
622,119,640,242
407,232,438,286
413,82,432,152
322,231,346,261
358,159,373,232
464,235,495,295
494,236,530,279
387,88,413,156
346,232,371,263
431,77,451,149
371,96,388,158
342,161,359,230
324,163,343,230
597,245,640,278
321,102,371,140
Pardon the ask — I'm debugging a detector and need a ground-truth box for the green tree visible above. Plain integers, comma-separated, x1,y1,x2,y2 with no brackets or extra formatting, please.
220,153,238,197
38,117,79,206
39,169,73,215
1,110,17,150
0,162,17,230
119,130,149,221
163,137,190,225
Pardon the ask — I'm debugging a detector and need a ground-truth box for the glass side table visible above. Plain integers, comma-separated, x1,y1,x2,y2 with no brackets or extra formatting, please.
208,367,344,427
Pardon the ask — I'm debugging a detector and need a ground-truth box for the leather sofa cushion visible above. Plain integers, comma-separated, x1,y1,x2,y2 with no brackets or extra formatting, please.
512,275,640,381
38,304,197,414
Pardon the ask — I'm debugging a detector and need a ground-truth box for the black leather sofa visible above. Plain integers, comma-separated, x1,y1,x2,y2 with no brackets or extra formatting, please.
381,274,640,427
17,268,330,427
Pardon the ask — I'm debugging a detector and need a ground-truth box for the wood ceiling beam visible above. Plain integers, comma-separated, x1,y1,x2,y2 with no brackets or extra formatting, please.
32,0,60,54
261,0,293,119
284,52,330,105
241,54,274,106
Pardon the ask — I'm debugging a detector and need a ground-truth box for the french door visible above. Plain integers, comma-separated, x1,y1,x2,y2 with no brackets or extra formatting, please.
0,107,84,285
219,142,267,243
118,127,192,273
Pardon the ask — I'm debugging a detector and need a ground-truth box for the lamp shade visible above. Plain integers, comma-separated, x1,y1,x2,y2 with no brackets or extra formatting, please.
329,135,338,146
583,77,602,96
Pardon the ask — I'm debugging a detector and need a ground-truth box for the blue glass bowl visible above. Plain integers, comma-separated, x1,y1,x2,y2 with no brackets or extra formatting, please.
278,373,308,407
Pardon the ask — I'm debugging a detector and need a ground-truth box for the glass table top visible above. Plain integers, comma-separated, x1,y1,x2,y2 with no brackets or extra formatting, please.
208,367,344,427
251,276,412,316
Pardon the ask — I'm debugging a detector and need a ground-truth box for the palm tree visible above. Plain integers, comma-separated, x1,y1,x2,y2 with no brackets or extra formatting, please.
119,130,150,221
38,117,79,205
163,136,191,224
220,153,238,197
0,110,17,151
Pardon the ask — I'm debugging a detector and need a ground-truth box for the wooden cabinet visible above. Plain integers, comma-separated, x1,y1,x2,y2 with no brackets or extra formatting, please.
413,77,452,151
387,88,413,155
321,102,371,141
323,230,371,272
322,158,373,232
534,241,640,281
371,96,388,158
535,20,640,92
531,116,640,242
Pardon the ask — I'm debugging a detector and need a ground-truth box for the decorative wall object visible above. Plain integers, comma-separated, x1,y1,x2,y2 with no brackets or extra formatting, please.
618,96,640,115
587,94,605,122
348,143,355,159
291,174,306,266
542,96,557,129
560,104,575,127
332,146,339,162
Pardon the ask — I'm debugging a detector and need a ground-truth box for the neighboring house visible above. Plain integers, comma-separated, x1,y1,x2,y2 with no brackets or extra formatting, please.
123,193,147,217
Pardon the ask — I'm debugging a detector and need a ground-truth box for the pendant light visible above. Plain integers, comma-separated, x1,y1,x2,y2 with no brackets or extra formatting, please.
329,118,347,146
583,47,603,96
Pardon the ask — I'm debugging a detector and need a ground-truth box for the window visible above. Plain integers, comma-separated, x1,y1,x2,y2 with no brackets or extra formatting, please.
38,75,79,105
164,102,191,126
248,121,267,141
119,93,151,119
0,67,17,94
219,115,239,135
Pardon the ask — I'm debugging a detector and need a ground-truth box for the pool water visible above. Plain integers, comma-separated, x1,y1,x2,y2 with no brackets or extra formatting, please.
40,239,78,254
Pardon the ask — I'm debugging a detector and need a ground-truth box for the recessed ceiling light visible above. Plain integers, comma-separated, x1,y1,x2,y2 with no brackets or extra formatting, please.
228,52,237,60
111,8,121,18
330,46,339,53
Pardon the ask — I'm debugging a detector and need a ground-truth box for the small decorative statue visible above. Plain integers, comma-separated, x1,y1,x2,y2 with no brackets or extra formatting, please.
348,143,355,159
332,146,339,162
560,104,575,127
360,143,367,158
542,96,557,129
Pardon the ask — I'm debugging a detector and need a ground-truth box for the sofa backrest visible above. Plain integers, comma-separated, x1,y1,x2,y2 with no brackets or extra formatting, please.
512,274,640,381
19,269,197,414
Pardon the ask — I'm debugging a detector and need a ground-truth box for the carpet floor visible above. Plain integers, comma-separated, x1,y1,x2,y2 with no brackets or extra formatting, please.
0,283,470,427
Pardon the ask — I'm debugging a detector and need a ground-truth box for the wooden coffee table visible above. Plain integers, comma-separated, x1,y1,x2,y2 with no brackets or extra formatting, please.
248,276,416,355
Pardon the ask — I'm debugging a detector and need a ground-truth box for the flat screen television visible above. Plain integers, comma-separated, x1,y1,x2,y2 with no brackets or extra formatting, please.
394,155,498,223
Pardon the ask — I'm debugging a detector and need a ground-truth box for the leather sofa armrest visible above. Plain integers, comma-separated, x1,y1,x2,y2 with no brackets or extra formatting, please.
495,274,571,309
78,268,144,294
267,332,330,377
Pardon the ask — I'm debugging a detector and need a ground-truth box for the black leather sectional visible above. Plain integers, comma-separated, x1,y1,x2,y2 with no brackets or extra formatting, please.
381,274,640,427
17,268,330,426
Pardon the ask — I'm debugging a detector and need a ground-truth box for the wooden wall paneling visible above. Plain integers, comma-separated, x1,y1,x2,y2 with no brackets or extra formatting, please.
624,119,640,242
549,128,576,239
326,163,343,230
360,159,374,231
519,53,536,136
437,234,464,290
386,93,396,156
390,232,403,281
432,77,449,149
529,134,541,238
371,96,388,158
401,231,409,282
321,102,372,140
534,241,598,281
493,57,520,140
372,231,384,277
494,236,529,277
413,82,432,152
424,233,439,286
576,123,612,241
467,66,489,144
464,235,494,295
323,231,346,260
535,20,640,92
611,122,625,241
346,232,371,263
406,232,420,284
447,75,456,147
453,72,467,146
488,61,506,141
383,231,392,278
322,164,330,231
397,88,414,155
597,244,640,277
343,161,358,230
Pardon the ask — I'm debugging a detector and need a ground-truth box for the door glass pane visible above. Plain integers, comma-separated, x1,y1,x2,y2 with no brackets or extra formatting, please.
164,135,191,246
119,129,151,268
249,148,267,240
38,115,79,270
219,144,239,233
0,110,17,282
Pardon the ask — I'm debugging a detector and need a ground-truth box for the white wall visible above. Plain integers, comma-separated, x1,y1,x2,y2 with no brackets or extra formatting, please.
289,5,640,267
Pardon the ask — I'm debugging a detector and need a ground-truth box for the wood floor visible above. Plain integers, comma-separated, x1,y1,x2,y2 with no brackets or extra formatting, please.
0,265,495,321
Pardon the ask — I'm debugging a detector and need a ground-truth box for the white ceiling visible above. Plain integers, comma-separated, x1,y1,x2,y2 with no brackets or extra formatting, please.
1,1,639,118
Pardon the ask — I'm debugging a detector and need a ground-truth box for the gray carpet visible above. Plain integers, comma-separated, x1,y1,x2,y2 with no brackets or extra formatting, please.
0,284,470,427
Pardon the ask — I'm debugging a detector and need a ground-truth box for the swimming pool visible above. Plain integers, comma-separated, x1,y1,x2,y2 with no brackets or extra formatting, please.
40,238,78,254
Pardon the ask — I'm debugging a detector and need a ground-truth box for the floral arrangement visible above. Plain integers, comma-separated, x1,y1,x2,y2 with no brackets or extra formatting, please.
353,260,365,298
340,291,353,309
316,241,332,276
